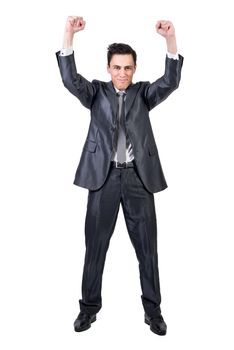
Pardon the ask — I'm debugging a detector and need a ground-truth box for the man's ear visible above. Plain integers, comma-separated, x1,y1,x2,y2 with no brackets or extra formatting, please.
107,65,110,74
133,65,137,73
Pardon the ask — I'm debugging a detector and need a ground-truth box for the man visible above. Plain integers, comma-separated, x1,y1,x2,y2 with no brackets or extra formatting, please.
56,16,183,335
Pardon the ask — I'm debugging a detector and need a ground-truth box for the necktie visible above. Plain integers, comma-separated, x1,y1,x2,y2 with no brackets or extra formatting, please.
116,92,126,163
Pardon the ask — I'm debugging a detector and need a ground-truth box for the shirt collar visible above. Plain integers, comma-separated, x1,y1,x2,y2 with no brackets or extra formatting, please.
114,86,126,94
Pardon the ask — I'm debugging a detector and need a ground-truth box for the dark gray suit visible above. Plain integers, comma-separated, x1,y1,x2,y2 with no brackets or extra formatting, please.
56,52,183,193
56,51,183,318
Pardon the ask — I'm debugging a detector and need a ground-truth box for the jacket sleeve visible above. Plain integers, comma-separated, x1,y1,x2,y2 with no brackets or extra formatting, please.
143,54,184,111
56,51,98,109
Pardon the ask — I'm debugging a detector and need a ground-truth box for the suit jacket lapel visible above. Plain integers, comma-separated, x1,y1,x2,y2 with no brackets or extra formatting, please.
125,83,140,119
105,81,118,122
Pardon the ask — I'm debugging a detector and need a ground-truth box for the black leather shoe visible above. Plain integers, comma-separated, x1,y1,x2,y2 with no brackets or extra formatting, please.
74,311,96,332
145,314,167,335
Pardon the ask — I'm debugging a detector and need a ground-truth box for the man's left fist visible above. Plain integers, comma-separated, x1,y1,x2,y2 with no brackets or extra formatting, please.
156,20,175,38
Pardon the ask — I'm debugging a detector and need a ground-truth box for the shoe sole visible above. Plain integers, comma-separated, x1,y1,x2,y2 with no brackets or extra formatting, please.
74,316,97,332
144,318,166,336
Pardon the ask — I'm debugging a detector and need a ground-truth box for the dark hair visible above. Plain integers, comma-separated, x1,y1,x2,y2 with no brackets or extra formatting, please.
107,43,137,66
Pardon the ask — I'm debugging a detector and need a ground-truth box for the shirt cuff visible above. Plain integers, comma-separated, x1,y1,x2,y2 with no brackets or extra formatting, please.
60,47,73,56
167,52,179,60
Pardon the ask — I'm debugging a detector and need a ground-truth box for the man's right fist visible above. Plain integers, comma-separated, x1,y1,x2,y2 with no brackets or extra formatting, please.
65,16,86,35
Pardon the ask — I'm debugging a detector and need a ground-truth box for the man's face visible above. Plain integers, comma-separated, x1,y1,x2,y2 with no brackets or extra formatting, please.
107,54,136,91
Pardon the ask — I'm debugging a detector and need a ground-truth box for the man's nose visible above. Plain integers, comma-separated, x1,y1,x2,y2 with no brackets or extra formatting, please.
119,68,126,76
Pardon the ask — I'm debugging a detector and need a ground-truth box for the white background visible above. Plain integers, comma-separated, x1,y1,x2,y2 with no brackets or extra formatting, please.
1,0,234,349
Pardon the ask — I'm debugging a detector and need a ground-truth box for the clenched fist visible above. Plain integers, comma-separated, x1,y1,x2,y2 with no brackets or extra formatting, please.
156,20,177,54
156,20,175,38
65,16,86,35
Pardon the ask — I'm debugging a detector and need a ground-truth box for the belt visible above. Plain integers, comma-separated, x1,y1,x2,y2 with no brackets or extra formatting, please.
111,161,135,169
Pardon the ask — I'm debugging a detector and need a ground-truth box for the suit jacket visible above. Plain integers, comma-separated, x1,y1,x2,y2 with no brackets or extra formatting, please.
56,51,183,193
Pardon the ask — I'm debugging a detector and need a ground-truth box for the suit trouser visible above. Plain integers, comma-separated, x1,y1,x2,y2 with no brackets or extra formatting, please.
79,163,162,318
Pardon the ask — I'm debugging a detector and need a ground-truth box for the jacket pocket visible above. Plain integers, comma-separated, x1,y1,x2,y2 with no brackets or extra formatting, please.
84,139,97,153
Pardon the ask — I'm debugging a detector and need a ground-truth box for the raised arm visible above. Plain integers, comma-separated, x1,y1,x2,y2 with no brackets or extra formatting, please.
56,16,97,109
144,20,183,111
